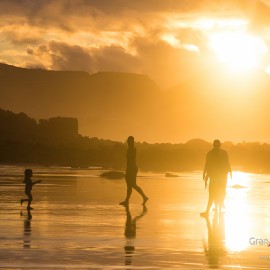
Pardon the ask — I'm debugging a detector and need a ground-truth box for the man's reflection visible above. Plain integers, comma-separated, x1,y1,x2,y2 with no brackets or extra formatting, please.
124,205,147,266
21,210,32,248
202,213,226,268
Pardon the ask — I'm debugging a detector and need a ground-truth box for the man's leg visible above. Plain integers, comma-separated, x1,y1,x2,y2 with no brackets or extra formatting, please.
201,180,214,217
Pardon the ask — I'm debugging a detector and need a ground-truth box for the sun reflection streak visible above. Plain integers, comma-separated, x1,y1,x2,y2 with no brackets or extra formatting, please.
225,172,251,252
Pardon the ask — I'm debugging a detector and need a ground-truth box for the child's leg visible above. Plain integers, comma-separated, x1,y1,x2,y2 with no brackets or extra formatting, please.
26,192,33,209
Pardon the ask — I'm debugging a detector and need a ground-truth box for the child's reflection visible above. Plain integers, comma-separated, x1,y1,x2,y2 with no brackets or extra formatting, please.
124,205,147,266
21,210,32,248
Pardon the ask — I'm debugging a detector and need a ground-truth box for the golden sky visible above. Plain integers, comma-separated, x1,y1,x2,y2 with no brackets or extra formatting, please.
1,0,270,89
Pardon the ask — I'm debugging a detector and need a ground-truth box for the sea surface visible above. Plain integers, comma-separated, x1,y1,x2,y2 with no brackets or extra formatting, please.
1,165,270,269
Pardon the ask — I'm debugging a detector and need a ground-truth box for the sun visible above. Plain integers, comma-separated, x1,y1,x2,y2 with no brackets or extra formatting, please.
209,31,268,72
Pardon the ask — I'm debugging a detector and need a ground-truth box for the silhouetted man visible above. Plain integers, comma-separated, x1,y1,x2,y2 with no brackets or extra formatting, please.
119,136,148,206
201,140,232,217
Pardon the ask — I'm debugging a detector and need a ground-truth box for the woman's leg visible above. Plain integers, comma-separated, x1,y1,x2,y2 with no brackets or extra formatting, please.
132,172,148,204
133,184,148,204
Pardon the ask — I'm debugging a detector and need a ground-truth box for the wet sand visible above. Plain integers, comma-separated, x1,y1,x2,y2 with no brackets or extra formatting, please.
1,165,270,269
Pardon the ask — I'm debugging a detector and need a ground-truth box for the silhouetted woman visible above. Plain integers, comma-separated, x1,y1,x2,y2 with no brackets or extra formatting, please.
119,136,148,206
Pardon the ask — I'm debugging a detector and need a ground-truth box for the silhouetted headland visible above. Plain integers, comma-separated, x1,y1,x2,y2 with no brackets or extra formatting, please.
1,108,270,173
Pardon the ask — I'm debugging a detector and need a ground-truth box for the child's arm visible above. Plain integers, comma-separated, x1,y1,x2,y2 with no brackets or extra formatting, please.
32,180,42,185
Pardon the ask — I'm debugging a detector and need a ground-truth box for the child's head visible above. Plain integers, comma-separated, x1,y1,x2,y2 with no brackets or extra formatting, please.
24,169,33,178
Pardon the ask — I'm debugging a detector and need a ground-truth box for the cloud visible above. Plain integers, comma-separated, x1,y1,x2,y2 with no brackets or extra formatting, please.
89,45,140,73
0,0,248,32
25,35,201,89
0,0,213,17
48,42,93,71
35,41,140,74
131,35,201,88
0,0,270,88
2,27,42,46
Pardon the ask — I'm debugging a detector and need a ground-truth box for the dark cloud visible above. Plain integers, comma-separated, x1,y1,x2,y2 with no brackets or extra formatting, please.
0,0,268,38
89,45,140,73
0,0,249,32
0,0,204,16
47,41,140,74
47,42,95,72
27,44,49,56
3,29,41,46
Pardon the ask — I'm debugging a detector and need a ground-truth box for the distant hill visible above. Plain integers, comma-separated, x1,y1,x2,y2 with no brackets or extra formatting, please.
0,108,78,144
0,63,270,143
0,63,161,142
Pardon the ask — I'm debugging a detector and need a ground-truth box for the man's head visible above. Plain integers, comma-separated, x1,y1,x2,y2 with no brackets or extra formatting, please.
127,136,135,146
213,139,221,149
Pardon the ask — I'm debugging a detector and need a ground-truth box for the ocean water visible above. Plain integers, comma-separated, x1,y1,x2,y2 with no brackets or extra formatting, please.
0,165,270,269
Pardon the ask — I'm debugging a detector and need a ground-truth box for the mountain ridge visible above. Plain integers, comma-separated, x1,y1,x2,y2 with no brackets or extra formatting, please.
0,63,270,143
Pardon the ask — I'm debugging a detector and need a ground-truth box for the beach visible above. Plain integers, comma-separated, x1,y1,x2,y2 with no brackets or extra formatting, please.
1,165,270,269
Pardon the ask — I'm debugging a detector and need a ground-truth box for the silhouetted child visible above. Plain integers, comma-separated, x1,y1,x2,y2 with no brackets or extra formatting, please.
20,169,41,210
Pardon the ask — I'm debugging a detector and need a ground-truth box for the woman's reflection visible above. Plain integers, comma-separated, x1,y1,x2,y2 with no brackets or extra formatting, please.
202,213,226,268
124,205,147,266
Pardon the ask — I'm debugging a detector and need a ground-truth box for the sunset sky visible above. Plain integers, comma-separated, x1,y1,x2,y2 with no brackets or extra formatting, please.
1,0,270,89
1,0,270,143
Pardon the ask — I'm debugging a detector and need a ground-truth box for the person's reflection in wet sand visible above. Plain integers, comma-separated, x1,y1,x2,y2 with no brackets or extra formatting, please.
20,210,32,248
124,205,147,266
202,213,226,268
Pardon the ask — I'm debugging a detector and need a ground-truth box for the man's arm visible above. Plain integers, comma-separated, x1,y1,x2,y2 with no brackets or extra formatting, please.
203,153,210,189
203,152,210,180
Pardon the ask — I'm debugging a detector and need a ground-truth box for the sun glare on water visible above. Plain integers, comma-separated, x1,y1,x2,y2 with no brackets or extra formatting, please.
225,172,251,252
209,31,268,73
